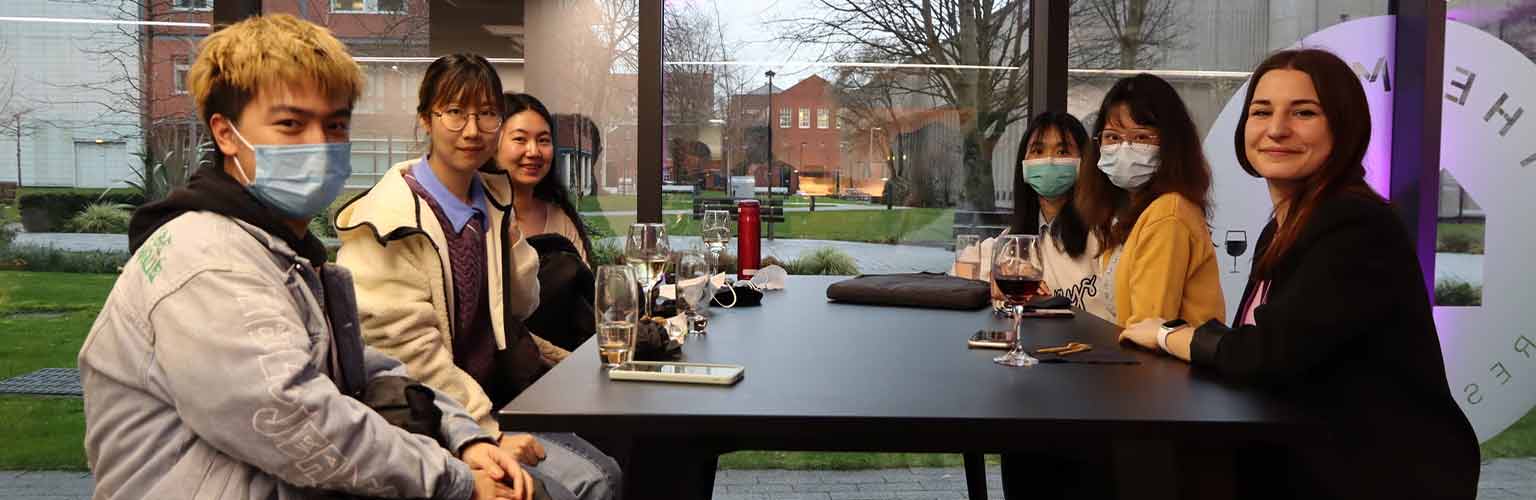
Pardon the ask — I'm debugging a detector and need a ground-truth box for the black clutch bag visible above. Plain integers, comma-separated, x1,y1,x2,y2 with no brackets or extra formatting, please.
826,272,991,310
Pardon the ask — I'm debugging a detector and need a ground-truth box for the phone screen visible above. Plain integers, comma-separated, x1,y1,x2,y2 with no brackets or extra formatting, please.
970,330,1014,342
619,363,740,376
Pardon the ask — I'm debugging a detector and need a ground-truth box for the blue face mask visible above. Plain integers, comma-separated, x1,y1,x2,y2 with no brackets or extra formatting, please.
230,127,352,219
1021,157,1079,198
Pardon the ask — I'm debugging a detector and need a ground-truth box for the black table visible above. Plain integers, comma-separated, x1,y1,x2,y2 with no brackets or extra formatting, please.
500,276,1317,499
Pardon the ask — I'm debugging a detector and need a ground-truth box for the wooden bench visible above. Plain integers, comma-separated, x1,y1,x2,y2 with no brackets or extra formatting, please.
690,197,786,223
0,182,16,203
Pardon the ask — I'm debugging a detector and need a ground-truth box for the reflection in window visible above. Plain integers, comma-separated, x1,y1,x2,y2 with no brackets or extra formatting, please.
799,107,810,129
173,0,212,11
817,108,829,129
332,0,407,14
173,59,190,95
779,108,791,129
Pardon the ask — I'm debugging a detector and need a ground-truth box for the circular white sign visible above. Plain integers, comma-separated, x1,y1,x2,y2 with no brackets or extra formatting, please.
1204,16,1536,441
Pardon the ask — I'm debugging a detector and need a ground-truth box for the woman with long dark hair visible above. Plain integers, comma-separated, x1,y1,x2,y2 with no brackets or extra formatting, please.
1005,111,1111,320
1075,73,1224,328
1119,49,1479,498
497,93,599,352
498,93,593,261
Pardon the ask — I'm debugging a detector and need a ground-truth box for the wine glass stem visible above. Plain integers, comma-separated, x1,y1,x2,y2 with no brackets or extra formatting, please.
1011,305,1024,357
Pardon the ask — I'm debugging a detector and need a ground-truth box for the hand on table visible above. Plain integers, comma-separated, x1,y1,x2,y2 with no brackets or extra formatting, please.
1117,318,1165,351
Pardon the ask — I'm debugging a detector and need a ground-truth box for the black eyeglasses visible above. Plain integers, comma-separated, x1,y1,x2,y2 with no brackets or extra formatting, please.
433,108,502,133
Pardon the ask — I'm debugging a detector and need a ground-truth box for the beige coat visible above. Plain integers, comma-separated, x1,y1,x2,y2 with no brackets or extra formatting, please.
336,159,568,436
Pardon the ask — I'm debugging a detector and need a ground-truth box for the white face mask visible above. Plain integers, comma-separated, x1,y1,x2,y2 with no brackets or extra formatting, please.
1096,142,1160,190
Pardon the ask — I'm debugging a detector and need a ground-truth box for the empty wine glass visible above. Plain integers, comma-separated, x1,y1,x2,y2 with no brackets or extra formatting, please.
675,250,712,337
992,234,1042,367
625,223,671,318
1224,230,1248,274
701,209,732,271
594,265,640,368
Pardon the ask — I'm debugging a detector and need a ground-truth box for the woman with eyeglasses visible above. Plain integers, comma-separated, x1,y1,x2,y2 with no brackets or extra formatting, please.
1074,74,1224,329
336,54,620,500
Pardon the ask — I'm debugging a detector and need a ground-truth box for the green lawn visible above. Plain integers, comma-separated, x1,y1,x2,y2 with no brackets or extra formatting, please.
0,271,116,470
584,208,953,245
0,269,1533,471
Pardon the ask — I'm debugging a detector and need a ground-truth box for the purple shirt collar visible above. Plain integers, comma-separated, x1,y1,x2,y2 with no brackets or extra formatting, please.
412,156,487,233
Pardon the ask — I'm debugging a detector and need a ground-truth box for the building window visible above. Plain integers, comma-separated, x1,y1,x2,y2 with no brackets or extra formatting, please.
799,107,810,129
817,109,829,129
778,108,791,129
173,59,190,95
172,0,212,10
332,0,407,14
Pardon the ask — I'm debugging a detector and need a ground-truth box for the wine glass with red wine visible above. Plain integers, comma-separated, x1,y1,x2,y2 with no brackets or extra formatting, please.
991,234,1042,367
1224,230,1248,274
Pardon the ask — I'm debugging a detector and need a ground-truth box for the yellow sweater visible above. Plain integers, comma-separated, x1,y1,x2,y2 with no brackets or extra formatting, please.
1110,193,1225,327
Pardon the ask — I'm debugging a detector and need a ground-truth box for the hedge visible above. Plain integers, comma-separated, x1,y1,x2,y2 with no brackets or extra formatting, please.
18,189,145,232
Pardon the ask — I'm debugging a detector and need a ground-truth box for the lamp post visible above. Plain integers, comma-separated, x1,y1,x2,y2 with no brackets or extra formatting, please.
764,70,776,239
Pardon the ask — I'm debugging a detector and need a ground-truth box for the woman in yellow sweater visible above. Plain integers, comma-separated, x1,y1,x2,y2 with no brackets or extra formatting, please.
1074,74,1223,328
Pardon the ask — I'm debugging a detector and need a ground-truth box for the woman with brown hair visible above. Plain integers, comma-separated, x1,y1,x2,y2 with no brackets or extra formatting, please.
1119,49,1479,498
1075,73,1224,328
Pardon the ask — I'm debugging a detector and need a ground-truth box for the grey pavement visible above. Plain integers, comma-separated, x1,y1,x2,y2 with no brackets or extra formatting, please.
582,204,910,217
599,235,955,275
5,231,1492,285
5,459,1532,499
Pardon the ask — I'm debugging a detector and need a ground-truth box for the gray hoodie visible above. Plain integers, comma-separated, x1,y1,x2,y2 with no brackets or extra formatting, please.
79,211,487,500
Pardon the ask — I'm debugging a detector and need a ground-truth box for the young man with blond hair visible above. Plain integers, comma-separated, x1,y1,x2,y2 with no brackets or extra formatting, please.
80,14,540,500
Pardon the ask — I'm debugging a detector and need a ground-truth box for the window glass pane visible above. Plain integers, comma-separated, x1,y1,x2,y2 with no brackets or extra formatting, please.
663,1,1030,274
1069,1,1383,321
1432,6,1536,309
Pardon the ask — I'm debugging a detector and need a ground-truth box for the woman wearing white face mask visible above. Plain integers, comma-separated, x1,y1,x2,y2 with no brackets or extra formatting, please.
1074,74,1223,329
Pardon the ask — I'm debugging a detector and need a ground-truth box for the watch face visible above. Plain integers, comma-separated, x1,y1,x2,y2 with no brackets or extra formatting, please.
1162,319,1188,329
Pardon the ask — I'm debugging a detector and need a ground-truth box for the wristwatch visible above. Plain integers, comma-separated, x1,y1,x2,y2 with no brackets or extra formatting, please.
1157,319,1188,353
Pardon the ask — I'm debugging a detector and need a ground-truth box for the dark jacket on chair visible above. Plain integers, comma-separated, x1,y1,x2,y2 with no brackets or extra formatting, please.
525,233,596,352
1191,192,1479,499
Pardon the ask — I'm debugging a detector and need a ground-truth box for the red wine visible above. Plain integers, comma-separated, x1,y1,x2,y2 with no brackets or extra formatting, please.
995,277,1041,304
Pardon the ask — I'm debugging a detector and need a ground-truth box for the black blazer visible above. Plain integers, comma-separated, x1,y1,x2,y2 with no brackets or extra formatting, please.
1190,192,1479,499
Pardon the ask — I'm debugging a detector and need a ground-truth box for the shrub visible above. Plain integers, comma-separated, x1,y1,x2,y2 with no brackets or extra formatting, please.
1435,279,1482,307
589,239,623,267
779,247,859,276
1437,230,1483,254
19,189,145,232
64,203,133,234
0,245,129,274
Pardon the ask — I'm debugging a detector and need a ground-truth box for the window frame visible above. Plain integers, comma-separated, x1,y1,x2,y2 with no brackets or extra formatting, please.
798,107,810,129
171,0,213,12
330,0,408,15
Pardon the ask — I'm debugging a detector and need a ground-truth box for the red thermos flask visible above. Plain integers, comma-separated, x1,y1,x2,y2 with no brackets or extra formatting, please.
737,199,761,280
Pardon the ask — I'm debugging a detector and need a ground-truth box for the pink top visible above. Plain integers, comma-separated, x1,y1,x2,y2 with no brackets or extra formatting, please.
1239,280,1271,326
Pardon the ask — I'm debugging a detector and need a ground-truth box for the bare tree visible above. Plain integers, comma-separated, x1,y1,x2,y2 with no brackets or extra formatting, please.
777,0,1032,210
0,36,39,199
664,1,745,186
1069,0,1187,69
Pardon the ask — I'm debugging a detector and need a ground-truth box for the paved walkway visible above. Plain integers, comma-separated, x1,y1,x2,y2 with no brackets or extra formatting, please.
5,459,1533,499
5,232,1491,285
598,235,954,274
582,204,910,217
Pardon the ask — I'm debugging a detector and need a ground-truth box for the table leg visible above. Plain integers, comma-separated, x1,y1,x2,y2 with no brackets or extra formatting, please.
621,438,719,500
962,452,988,500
